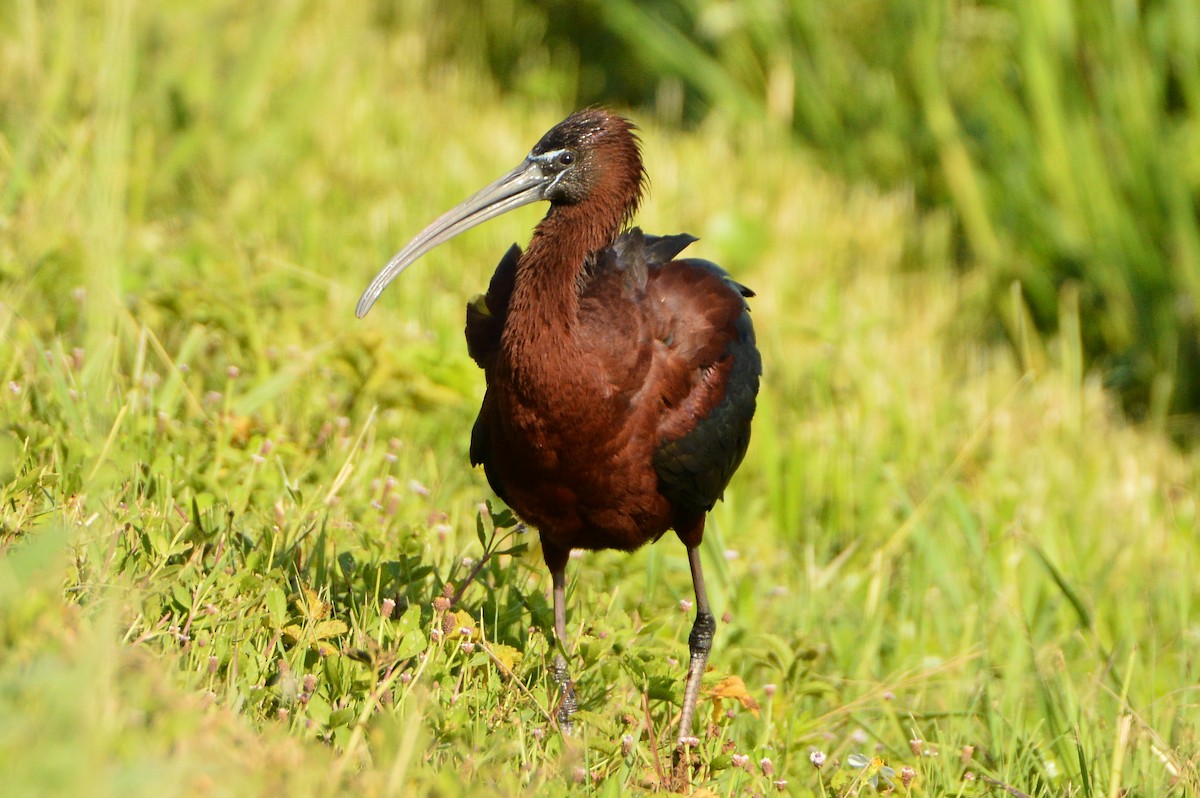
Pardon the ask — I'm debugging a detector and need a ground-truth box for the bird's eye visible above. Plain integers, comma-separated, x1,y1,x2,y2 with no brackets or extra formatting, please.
558,151,575,166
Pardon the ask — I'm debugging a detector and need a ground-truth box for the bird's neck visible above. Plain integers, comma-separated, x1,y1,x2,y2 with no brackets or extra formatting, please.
500,202,620,384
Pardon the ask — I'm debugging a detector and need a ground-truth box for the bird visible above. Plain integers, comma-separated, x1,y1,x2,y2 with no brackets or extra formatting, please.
356,108,760,783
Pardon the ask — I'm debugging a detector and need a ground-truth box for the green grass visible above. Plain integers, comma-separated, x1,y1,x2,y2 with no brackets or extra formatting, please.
2,2,1199,796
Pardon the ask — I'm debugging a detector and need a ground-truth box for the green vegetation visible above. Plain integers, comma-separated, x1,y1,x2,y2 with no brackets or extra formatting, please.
432,0,1200,426
2,1,1198,796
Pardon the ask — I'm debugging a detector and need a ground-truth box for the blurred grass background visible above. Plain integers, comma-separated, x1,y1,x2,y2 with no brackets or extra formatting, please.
1,0,1198,796
427,0,1200,432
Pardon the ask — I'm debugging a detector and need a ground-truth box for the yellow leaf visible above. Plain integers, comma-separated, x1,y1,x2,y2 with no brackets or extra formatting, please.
448,610,477,638
295,586,329,621
281,624,304,645
313,619,349,640
707,675,761,718
488,643,523,671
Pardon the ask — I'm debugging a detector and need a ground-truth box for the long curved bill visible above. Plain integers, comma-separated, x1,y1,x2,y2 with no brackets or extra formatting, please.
355,158,550,318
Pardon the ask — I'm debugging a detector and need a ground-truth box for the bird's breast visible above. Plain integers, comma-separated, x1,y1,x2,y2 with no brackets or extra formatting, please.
480,348,673,551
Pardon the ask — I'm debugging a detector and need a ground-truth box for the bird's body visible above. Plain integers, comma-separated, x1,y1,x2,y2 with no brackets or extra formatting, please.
466,230,758,569
356,108,760,787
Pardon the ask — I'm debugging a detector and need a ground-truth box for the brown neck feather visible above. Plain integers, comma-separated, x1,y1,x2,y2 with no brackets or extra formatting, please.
501,201,617,365
500,125,645,388
504,199,632,341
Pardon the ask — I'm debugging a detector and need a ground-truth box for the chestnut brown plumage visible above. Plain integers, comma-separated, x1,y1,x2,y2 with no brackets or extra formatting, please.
356,109,760,781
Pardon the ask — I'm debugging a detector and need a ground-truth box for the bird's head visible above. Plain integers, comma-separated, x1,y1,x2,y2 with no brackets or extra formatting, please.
526,108,646,216
356,108,646,318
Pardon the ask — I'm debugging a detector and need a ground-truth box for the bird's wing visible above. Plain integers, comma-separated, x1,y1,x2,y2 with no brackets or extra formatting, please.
644,256,761,516
466,244,521,499
464,243,521,370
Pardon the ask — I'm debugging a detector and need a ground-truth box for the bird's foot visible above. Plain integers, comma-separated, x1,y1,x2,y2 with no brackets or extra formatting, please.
669,738,700,792
552,653,578,733
676,610,715,747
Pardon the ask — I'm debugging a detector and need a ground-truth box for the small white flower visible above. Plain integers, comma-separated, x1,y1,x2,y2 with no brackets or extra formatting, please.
809,749,826,768
847,753,896,789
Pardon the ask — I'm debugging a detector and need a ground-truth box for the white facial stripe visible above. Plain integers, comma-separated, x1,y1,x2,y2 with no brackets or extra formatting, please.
529,149,567,164
528,149,573,192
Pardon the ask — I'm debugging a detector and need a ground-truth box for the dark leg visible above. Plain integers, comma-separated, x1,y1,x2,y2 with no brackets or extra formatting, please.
667,542,710,792
677,544,715,746
549,556,578,731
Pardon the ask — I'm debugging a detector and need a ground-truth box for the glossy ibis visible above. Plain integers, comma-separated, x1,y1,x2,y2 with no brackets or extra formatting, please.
356,108,760,775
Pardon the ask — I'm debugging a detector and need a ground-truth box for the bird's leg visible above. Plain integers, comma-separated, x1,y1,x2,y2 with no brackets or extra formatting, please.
550,560,579,731
677,544,715,747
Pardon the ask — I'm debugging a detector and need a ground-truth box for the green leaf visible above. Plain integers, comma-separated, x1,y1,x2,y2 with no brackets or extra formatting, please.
709,753,732,771
170,581,193,611
490,505,516,528
264,583,288,626
394,629,427,660
491,543,528,558
394,604,421,637
305,693,332,725
646,675,676,703
475,510,488,549
386,604,428,660
328,707,356,729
